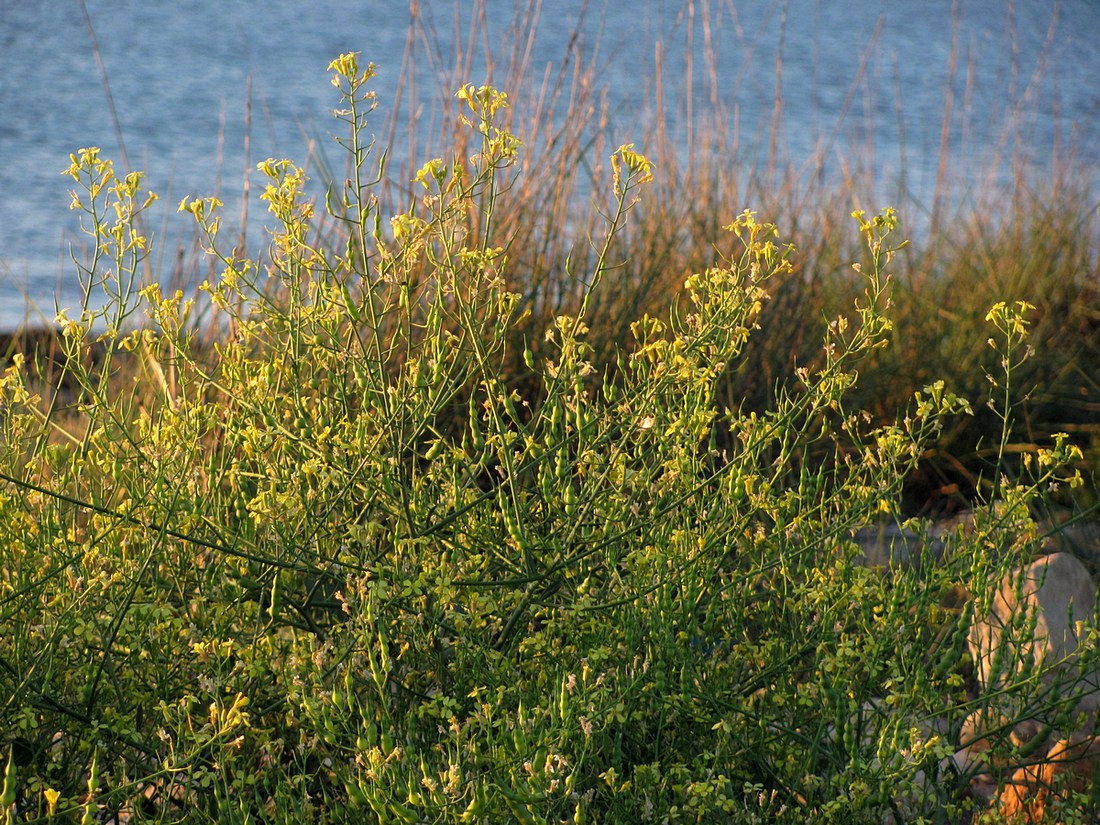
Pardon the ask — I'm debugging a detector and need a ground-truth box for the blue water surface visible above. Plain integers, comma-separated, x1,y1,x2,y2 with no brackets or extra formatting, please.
0,0,1097,327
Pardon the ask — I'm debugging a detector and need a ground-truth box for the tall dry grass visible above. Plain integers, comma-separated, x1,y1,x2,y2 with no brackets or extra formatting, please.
17,1,1099,514
314,0,1098,515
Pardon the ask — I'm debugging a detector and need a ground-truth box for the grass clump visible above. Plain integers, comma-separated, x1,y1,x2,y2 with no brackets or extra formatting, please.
1,53,1098,823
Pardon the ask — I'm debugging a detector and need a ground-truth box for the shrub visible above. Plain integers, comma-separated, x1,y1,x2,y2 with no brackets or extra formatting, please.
0,54,1096,824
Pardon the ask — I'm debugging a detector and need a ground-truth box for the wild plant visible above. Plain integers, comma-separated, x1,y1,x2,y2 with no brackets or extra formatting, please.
0,52,1095,824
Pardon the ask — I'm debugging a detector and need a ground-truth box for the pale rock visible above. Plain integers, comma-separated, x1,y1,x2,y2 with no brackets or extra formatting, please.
968,552,1099,707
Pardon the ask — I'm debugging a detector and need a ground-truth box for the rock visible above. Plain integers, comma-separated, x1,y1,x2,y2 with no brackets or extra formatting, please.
954,709,1049,802
968,553,1098,704
958,553,1100,819
848,522,947,569
988,735,1100,823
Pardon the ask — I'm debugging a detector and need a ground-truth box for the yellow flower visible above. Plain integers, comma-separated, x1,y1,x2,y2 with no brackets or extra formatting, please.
615,144,654,183
415,158,445,190
44,788,61,816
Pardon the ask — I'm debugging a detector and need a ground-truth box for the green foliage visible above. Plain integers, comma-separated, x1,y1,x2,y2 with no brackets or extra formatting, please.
0,53,1096,823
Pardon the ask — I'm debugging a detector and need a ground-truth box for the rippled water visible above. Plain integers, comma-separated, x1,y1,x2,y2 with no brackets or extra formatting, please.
1,0,1097,328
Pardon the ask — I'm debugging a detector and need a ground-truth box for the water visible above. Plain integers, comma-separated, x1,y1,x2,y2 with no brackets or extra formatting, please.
1,0,1097,329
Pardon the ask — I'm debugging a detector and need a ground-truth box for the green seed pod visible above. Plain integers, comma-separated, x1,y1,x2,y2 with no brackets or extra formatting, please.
458,783,487,822
0,749,17,809
554,450,570,483
345,780,368,809
563,481,578,519
498,488,527,549
388,800,419,824
468,407,486,452
498,786,538,825
268,574,282,618
549,402,564,431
